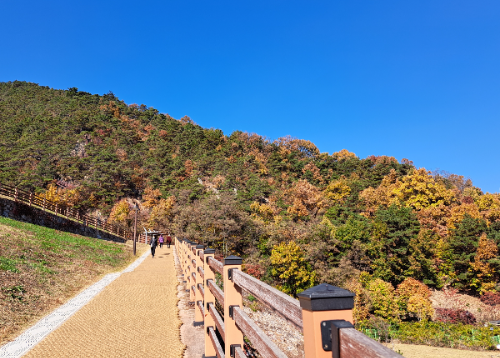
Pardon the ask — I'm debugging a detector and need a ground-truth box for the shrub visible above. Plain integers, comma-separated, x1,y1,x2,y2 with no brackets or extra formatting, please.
435,308,477,325
358,320,500,350
480,292,500,306
244,264,264,280
368,279,399,321
396,278,433,320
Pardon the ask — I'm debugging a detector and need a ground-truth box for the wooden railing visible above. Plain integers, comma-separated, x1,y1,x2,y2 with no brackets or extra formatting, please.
0,182,129,240
175,238,403,358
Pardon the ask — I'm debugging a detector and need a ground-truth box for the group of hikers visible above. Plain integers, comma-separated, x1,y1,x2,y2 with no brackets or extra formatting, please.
150,233,172,258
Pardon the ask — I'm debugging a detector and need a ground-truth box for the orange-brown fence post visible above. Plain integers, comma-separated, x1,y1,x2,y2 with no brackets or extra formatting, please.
29,192,33,207
181,240,187,282
194,244,204,326
186,242,193,297
223,255,244,356
203,248,217,358
298,284,355,358
188,243,196,303
178,239,184,279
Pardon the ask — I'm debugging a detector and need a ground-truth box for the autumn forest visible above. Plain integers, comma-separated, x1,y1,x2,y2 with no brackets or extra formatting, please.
2,81,500,339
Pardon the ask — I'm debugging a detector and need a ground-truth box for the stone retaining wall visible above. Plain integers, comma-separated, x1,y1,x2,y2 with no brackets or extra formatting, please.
0,197,127,243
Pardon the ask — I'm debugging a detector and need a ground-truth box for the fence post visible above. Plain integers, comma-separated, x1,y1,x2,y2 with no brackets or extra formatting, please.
180,239,186,280
14,188,18,202
223,255,244,356
188,242,196,303
203,248,217,358
29,192,33,207
194,244,204,326
298,284,355,358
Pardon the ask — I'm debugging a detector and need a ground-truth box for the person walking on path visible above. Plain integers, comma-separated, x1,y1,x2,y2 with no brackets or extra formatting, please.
166,234,172,248
150,235,157,258
159,235,164,248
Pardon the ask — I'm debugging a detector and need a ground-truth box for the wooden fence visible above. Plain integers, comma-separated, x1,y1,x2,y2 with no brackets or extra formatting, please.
0,182,129,240
175,238,403,358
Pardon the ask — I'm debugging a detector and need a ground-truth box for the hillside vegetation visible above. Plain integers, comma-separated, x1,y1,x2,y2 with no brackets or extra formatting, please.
2,81,500,330
0,216,136,345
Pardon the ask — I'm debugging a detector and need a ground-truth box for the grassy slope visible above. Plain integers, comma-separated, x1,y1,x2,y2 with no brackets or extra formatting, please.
0,217,139,345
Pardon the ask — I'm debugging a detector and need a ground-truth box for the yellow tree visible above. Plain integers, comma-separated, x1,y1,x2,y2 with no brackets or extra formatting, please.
324,177,351,202
250,201,275,224
476,193,500,223
108,199,131,224
392,168,455,210
270,241,316,297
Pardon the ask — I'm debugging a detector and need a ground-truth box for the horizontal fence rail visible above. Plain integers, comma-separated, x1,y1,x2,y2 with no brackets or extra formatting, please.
175,238,403,358
0,182,130,240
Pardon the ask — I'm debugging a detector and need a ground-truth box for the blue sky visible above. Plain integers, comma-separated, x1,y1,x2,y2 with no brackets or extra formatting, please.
2,1,499,193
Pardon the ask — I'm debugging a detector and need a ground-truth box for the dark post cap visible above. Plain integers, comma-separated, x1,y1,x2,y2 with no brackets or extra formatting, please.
204,248,215,254
298,283,355,311
223,255,242,265
196,245,204,249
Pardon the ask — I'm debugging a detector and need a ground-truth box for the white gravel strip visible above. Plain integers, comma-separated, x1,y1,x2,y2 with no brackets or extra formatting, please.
0,249,150,358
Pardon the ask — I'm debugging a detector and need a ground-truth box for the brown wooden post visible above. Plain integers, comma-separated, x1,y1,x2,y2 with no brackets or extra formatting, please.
14,188,18,202
203,248,217,357
182,240,188,283
223,255,244,356
194,244,204,326
29,192,33,207
179,239,185,278
298,284,355,358
188,242,196,303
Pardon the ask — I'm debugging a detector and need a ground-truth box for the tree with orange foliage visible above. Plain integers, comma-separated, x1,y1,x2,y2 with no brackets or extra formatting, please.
285,179,324,220
359,169,399,216
274,136,320,158
142,186,162,208
395,278,434,320
332,149,357,161
469,233,500,294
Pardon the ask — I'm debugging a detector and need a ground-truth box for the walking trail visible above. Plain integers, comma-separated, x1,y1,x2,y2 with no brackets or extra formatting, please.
22,246,184,358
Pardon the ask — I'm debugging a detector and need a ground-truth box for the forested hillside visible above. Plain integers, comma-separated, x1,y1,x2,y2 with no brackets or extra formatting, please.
2,81,500,324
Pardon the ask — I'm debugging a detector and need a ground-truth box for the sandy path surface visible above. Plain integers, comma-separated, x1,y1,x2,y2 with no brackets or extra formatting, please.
391,343,500,358
24,246,184,358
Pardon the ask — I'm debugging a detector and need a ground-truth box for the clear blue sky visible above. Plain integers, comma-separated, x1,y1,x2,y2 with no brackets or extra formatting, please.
2,1,499,193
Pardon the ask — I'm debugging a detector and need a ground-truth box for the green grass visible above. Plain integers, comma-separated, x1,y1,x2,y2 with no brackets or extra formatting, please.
0,257,20,273
0,216,126,267
358,320,500,350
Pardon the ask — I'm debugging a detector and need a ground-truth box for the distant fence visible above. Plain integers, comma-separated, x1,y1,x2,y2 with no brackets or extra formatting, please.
0,182,130,240
175,238,403,358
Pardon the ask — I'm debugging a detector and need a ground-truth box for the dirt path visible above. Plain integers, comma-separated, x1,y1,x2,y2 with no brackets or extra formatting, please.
23,245,184,358
390,343,500,358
